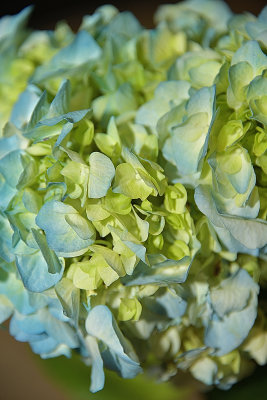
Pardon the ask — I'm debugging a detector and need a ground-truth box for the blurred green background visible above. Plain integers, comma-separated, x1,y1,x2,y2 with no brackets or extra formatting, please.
1,321,267,400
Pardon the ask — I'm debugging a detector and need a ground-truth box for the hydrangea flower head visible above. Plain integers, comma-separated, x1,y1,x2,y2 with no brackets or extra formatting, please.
0,0,267,393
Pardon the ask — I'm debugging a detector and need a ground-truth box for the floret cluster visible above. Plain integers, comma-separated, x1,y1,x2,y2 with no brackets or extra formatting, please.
0,0,267,392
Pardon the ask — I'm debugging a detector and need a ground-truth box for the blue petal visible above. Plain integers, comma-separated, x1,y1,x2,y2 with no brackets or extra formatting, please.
10,84,41,129
31,31,102,83
86,336,105,393
205,269,259,355
36,200,95,257
85,305,142,380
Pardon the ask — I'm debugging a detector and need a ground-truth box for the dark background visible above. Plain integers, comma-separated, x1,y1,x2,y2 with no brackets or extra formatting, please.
0,0,266,31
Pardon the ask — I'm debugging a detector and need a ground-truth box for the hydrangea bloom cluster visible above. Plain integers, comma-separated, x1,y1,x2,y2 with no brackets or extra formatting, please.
0,0,267,393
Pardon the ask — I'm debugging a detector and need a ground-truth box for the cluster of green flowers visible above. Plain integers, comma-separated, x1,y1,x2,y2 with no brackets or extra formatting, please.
0,0,267,392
